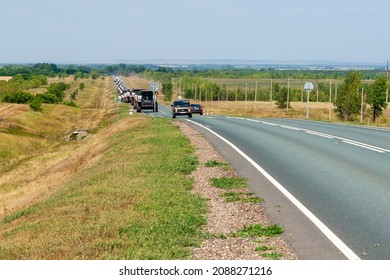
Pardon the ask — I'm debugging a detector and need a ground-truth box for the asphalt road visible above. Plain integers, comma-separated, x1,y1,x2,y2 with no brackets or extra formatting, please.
144,104,390,260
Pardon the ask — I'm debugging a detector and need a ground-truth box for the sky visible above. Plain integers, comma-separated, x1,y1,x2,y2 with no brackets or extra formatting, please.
0,0,389,64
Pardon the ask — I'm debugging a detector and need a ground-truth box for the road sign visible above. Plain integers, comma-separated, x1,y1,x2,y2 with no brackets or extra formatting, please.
304,82,314,119
304,82,314,92
150,82,159,92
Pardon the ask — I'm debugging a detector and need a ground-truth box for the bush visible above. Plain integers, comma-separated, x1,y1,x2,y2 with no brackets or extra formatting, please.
2,92,33,103
29,97,42,111
41,93,59,104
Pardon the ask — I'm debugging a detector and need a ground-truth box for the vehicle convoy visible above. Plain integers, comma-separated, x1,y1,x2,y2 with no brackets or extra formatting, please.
134,90,158,112
171,99,192,118
130,88,144,105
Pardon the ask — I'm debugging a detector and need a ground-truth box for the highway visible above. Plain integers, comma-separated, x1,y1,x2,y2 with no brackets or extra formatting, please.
144,104,390,260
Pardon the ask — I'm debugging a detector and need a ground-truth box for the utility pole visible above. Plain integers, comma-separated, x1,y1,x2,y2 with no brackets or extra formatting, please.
270,79,273,102
226,88,228,102
360,87,364,123
194,84,197,101
386,60,389,103
254,81,258,110
287,77,290,111
245,82,248,111
329,79,332,121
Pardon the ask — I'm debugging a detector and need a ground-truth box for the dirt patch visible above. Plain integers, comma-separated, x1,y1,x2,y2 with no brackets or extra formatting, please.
176,121,298,260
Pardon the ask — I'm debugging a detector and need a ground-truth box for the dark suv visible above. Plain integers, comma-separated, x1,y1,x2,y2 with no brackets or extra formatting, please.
134,90,158,112
171,99,192,118
190,103,203,115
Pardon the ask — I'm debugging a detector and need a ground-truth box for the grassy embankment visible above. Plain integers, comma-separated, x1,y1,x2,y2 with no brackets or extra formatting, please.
0,76,206,259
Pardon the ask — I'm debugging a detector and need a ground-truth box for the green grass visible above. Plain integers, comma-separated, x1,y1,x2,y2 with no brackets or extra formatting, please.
205,160,228,168
210,177,247,189
255,245,275,252
0,116,207,259
232,224,284,238
260,252,283,260
221,191,263,203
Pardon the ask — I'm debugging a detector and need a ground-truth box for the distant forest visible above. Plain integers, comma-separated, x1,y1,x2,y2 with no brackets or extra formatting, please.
0,62,388,80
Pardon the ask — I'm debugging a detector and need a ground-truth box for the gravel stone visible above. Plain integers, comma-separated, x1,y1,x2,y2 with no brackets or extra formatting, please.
176,121,298,260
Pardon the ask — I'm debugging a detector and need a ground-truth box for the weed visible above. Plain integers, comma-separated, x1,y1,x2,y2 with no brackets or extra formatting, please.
221,192,263,203
210,177,246,189
1,205,39,224
255,245,275,252
232,224,284,238
205,160,228,168
261,252,283,260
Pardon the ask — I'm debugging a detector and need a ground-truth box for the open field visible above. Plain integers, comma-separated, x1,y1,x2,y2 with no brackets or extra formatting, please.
0,77,12,82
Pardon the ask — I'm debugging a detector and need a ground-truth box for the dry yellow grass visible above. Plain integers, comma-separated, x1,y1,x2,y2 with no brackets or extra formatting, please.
0,76,116,220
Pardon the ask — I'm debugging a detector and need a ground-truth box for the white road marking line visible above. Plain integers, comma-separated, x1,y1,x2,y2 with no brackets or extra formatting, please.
280,125,302,131
305,130,335,139
341,140,386,153
187,119,361,260
240,118,389,154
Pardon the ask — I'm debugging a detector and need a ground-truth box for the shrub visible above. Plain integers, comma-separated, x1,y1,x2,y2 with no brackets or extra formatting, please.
2,92,33,103
29,97,42,111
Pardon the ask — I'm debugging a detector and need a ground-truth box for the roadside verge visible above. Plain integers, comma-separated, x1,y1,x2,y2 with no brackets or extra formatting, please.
175,121,298,260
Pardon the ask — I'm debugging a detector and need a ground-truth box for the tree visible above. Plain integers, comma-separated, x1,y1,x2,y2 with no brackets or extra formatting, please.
334,71,362,121
29,97,42,111
71,89,79,100
47,82,70,102
162,81,173,101
90,70,99,79
275,86,289,109
367,75,388,123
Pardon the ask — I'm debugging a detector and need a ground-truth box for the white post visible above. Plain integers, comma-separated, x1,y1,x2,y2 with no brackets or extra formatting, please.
386,60,389,103
255,81,258,110
360,87,364,123
245,82,248,111
287,77,290,111
329,79,332,121
306,90,310,119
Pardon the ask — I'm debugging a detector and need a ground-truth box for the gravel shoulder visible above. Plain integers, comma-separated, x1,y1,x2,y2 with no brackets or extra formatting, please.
176,121,298,260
